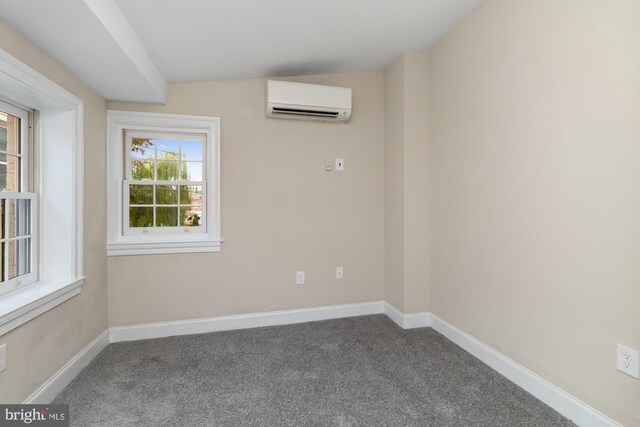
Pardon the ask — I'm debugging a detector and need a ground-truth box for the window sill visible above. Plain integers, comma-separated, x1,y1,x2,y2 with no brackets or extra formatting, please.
0,278,84,336
106,240,222,256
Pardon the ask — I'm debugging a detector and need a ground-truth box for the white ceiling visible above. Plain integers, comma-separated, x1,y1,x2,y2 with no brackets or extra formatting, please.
0,0,486,103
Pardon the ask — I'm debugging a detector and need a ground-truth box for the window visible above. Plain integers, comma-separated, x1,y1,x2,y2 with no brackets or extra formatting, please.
107,111,221,256
125,131,206,233
0,48,84,336
0,100,36,297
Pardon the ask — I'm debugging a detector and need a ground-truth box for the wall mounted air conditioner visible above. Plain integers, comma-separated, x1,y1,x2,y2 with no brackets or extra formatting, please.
266,80,352,123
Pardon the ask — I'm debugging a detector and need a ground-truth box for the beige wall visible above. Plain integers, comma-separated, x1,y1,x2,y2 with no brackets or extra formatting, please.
384,57,405,311
107,72,385,326
430,0,640,425
384,52,431,314
0,21,108,403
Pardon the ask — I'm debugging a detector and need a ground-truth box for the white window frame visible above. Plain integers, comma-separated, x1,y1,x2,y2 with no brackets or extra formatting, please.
0,48,84,336
0,100,37,297
106,110,221,256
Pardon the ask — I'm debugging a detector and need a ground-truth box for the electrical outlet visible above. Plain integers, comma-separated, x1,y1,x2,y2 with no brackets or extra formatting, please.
296,271,305,285
0,343,6,373
324,160,333,171
336,266,344,279
617,343,639,379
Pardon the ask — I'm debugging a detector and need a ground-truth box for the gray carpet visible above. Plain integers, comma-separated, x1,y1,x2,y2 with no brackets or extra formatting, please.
54,315,573,426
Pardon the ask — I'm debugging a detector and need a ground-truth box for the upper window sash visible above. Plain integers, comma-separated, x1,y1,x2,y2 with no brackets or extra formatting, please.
124,130,207,182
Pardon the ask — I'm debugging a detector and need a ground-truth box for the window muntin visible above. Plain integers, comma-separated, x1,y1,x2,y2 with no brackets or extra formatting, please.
0,100,36,296
123,131,207,235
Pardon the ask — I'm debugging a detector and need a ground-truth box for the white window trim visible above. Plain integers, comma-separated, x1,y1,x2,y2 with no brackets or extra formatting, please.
0,48,84,336
106,110,221,256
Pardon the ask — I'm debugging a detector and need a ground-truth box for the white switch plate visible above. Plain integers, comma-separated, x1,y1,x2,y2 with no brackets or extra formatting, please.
617,343,639,379
336,266,344,279
296,271,305,285
0,343,6,373
336,158,344,171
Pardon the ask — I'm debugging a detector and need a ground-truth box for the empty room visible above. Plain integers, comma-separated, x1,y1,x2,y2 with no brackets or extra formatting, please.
0,0,638,425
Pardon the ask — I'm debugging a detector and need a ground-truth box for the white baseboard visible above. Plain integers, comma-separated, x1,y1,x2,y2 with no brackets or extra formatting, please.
383,302,431,329
23,329,110,404
20,301,620,427
110,301,385,343
430,314,619,427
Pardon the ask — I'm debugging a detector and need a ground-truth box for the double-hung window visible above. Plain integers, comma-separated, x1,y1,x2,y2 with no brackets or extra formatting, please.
0,49,83,337
125,131,207,234
107,111,221,256
0,99,36,296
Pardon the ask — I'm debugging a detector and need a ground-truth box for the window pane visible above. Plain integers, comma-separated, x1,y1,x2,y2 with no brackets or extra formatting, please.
181,207,202,227
0,155,20,191
156,185,178,205
131,160,154,180
129,184,154,205
156,160,181,181
6,238,30,279
7,239,16,279
131,138,154,159
181,140,203,161
6,199,15,238
156,207,178,227
156,140,180,161
184,162,203,181
180,185,202,205
16,238,30,277
129,207,153,227
0,199,4,240
15,199,30,237
0,112,20,155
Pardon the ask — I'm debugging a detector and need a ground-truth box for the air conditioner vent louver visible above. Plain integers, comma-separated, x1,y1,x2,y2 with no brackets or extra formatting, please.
266,80,352,123
272,107,339,118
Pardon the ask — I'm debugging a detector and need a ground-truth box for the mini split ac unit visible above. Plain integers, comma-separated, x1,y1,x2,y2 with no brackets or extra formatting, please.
266,80,352,123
